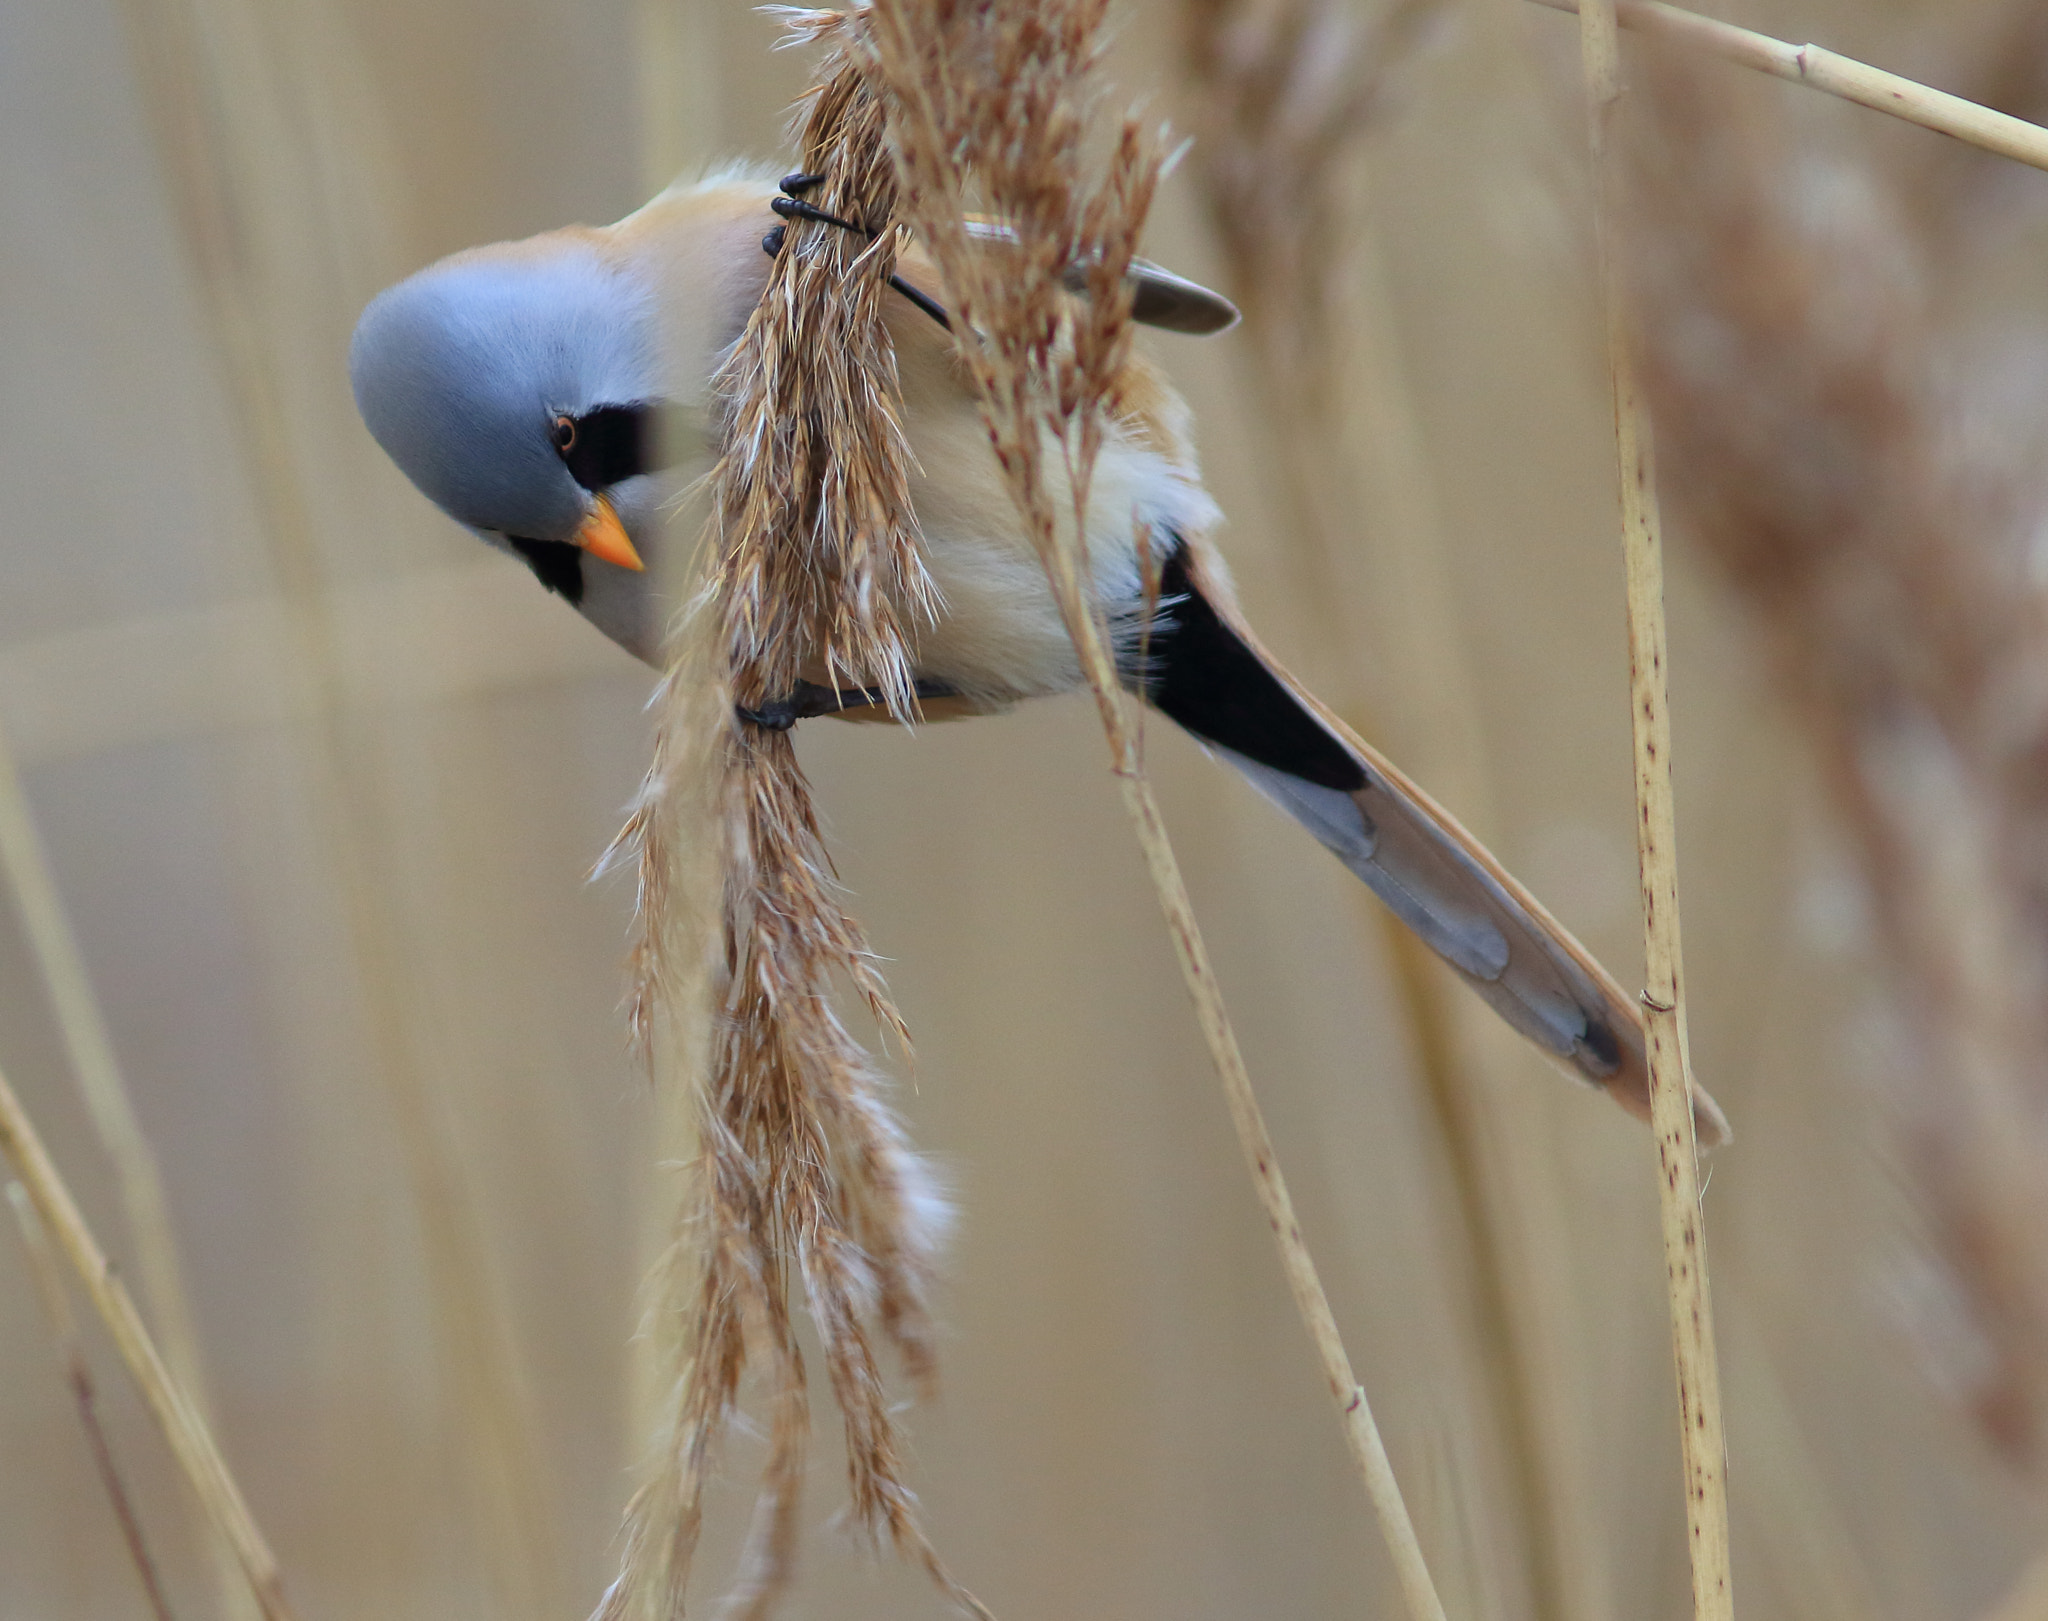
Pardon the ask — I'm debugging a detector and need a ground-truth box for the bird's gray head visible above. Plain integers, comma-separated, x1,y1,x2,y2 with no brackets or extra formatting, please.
350,242,667,657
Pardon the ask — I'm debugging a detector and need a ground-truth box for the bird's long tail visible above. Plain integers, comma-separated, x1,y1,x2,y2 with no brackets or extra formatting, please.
1136,536,1730,1148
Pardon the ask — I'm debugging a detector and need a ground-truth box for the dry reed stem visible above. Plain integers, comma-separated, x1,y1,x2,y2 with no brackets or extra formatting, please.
109,0,565,1608
1575,4,1732,1619
604,35,979,1621
7,1181,178,1621
0,1065,294,1620
1619,33,2048,1467
855,2,1444,1615
1179,5,1607,1616
0,721,213,1432
1528,0,2048,175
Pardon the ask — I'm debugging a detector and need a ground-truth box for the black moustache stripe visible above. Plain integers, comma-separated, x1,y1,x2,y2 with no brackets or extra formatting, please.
507,537,586,604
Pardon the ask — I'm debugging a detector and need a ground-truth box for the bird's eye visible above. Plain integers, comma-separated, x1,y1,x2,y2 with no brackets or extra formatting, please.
551,415,578,453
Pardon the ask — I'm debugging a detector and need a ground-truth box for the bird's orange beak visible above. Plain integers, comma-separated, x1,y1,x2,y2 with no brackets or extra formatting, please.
576,495,644,572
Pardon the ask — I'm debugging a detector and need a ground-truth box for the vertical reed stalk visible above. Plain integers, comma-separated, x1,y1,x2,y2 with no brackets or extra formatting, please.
0,1064,295,1620
7,1181,178,1621
0,653,244,1621
1575,5,1732,1617
1181,5,1607,1604
1107,743,1453,1621
0,721,213,1433
861,4,1447,1612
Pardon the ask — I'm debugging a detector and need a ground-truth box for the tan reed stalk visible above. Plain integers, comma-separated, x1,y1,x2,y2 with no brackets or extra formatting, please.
1528,0,2048,175
1619,32,2048,1469
1892,2,2048,236
7,1182,178,1621
855,3,1445,1615
0,1065,295,1620
0,695,247,1621
1180,5,1606,1615
0,721,213,1405
602,40,983,1621
1575,4,1732,1619
0,446,243,1621
108,0,564,1609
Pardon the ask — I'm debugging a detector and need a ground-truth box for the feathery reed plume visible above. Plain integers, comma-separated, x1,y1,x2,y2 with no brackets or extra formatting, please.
1176,5,1613,1618
603,31,975,1620
614,5,1444,1614
1622,44,2048,1461
7,1181,178,1621
857,1,1446,1616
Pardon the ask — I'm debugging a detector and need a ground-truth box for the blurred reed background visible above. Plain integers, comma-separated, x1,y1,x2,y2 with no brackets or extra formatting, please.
4,0,2048,1616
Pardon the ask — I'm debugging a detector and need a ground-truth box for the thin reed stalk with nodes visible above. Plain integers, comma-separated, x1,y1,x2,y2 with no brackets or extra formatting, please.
1179,3,1608,1616
0,722,213,1461
0,1063,296,1621
1528,0,2048,174
855,0,1446,1615
1620,19,2048,1471
1574,3,1732,1618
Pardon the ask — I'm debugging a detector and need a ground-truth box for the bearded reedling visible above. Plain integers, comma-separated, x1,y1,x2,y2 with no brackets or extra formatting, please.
349,167,1730,1147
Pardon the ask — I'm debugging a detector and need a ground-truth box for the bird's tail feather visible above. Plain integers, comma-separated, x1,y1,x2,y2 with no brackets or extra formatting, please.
1144,539,1730,1149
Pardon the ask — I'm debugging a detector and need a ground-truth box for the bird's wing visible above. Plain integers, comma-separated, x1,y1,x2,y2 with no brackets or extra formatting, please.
958,219,1240,336
1088,256,1240,336
1142,537,1730,1148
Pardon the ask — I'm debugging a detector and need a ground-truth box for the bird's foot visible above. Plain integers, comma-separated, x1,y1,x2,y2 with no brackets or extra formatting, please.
735,679,959,731
758,174,953,331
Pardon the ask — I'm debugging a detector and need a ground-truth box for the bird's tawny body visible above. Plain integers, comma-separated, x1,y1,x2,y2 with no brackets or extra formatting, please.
583,173,1222,704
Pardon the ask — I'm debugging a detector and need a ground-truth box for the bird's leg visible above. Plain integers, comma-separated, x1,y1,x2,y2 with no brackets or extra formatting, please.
760,176,954,332
735,679,960,731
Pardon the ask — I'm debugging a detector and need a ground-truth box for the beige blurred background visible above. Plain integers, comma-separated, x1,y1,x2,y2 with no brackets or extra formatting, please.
1,0,2042,1617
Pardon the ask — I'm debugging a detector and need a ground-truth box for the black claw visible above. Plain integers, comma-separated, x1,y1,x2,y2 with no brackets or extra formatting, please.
763,190,954,332
771,194,872,236
736,699,800,732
